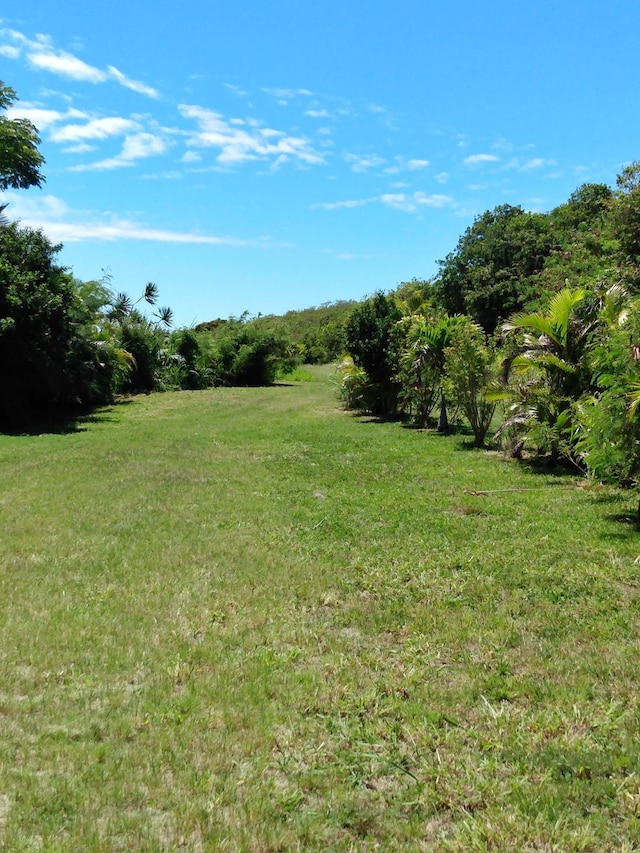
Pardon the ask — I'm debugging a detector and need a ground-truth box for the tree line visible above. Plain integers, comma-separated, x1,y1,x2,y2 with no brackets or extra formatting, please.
0,81,303,427
5,72,640,496
339,165,640,491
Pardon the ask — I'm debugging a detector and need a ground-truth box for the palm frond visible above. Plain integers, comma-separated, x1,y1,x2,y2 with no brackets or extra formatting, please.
144,282,159,305
503,312,556,342
155,306,173,328
546,287,586,344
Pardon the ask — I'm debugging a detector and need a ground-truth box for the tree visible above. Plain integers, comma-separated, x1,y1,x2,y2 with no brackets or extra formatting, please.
395,313,462,429
0,82,45,192
433,204,556,334
497,288,594,459
613,161,640,261
0,224,80,423
343,292,401,416
444,319,497,447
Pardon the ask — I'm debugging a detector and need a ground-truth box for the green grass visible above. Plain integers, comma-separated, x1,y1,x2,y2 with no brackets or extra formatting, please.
1,368,640,850
277,365,319,383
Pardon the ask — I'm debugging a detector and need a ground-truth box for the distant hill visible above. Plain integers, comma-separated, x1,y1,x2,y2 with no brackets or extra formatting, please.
196,300,361,363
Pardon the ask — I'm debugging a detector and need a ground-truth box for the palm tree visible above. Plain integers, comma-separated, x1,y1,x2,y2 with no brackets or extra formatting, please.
396,314,462,429
502,287,591,394
497,287,594,459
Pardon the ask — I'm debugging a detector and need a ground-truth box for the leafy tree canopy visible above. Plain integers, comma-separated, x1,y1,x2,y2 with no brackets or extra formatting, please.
432,204,557,334
0,81,46,192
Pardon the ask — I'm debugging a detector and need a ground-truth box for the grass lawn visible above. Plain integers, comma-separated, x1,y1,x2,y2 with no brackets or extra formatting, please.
1,365,640,851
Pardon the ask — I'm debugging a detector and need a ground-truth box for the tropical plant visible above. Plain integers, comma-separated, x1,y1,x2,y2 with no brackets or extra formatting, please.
335,356,375,411
444,319,497,446
497,287,594,460
576,291,640,485
394,314,462,428
343,292,402,416
0,223,84,424
433,204,556,333
0,81,45,193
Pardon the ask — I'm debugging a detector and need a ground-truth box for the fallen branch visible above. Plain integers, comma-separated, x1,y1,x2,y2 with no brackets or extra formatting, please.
464,486,572,496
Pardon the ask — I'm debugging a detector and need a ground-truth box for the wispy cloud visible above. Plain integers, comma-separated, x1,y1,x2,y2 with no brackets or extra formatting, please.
0,26,159,98
305,108,331,118
0,44,20,59
318,192,453,213
318,198,372,210
106,66,158,99
406,159,430,171
179,104,325,168
4,192,282,246
70,132,168,171
344,153,386,172
51,116,140,143
261,87,313,106
464,153,500,166
5,104,87,130
262,87,312,99
520,157,557,171
380,192,452,212
325,249,389,261
224,83,248,98
383,156,430,175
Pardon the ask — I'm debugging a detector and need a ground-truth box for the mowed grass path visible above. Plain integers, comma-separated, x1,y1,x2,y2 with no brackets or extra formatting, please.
1,367,640,851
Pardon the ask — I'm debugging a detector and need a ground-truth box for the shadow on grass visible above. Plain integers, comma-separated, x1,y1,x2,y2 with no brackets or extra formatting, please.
0,399,134,437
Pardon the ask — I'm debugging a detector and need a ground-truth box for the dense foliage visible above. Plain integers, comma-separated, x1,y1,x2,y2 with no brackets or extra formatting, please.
0,224,83,423
339,164,640,498
237,300,359,364
0,82,45,193
5,72,640,500
0,231,300,426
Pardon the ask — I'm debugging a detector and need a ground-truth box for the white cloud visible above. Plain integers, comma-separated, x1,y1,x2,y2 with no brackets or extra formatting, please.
3,191,277,246
224,83,248,97
51,116,140,143
179,104,324,168
464,153,500,166
182,150,202,164
380,192,452,212
435,171,449,184
0,26,159,97
521,157,557,171
63,143,96,154
318,198,372,210
262,87,312,100
406,159,430,170
344,153,386,172
107,66,159,99
27,47,106,82
5,105,81,130
491,137,514,152
331,251,384,261
319,192,453,213
384,156,431,175
305,109,330,118
0,44,20,58
70,132,168,171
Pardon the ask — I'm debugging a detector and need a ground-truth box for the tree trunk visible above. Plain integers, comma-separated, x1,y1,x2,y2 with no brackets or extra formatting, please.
437,391,449,432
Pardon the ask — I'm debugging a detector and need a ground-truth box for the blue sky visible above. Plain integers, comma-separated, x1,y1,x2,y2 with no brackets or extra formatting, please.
1,0,639,327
